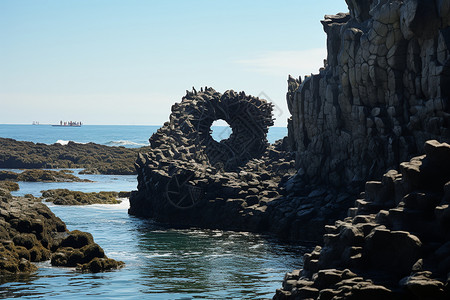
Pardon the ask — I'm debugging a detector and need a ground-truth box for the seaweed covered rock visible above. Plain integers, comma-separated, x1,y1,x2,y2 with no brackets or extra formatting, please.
51,230,124,272
0,138,150,175
0,191,66,275
77,257,124,273
0,191,123,278
0,181,19,192
0,169,91,182
0,242,37,274
274,140,450,299
41,189,121,205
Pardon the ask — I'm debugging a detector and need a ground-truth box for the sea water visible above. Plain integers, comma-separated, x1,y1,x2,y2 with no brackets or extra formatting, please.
0,124,287,147
0,125,306,299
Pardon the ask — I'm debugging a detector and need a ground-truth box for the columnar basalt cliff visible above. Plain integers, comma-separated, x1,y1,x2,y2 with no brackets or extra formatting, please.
274,0,450,298
287,0,450,187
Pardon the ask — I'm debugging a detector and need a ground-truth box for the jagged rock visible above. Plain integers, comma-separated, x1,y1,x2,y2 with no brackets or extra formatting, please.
365,229,422,275
274,141,450,299
272,0,450,298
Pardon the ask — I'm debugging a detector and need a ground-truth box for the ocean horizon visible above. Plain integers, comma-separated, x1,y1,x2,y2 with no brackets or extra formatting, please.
0,124,288,147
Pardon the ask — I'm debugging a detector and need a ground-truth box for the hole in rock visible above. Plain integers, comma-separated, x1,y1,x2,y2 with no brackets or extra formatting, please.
210,119,232,142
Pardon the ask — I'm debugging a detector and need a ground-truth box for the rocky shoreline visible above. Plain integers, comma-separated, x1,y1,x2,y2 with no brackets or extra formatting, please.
128,89,360,242
129,88,311,238
2,0,450,297
0,169,91,182
0,186,124,277
0,137,150,175
0,168,127,277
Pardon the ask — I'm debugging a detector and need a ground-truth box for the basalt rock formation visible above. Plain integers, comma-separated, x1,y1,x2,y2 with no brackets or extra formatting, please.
287,0,450,187
129,88,300,232
272,0,450,243
273,0,450,298
148,87,274,171
274,140,450,299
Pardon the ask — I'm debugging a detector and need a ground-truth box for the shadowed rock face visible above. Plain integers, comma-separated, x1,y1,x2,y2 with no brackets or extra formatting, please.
274,0,450,298
274,140,450,300
287,0,450,187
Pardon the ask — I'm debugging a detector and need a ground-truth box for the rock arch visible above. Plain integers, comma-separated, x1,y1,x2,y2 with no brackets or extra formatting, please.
157,87,274,170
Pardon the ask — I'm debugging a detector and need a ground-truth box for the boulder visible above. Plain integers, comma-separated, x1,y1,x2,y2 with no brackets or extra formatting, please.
0,195,123,277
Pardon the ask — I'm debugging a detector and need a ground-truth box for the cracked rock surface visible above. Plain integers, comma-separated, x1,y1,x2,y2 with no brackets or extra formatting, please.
287,0,450,187
274,140,450,299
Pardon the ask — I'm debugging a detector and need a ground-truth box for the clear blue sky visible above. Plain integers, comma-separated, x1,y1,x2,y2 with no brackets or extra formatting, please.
0,0,348,126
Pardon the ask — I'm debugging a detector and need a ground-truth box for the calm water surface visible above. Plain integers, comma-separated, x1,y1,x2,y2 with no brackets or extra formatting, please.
1,171,308,299
0,124,287,147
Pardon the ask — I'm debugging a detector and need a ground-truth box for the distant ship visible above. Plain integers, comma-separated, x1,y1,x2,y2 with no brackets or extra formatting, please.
52,121,82,127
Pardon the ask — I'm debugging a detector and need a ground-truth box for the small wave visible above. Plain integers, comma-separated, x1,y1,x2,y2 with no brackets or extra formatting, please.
144,253,173,258
56,139,70,145
82,198,130,210
55,140,87,145
106,140,147,147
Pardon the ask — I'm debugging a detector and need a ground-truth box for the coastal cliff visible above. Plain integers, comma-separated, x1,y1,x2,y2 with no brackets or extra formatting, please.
287,0,450,187
274,0,450,298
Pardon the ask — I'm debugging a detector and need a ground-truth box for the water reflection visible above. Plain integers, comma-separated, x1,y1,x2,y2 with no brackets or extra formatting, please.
134,223,309,299
1,195,310,299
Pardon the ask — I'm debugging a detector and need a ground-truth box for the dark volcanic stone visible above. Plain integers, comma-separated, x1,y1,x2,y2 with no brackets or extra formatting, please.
275,141,450,299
